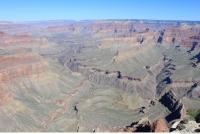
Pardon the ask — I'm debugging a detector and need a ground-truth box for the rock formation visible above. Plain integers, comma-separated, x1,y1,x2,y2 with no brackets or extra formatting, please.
0,54,48,82
0,20,199,132
67,61,157,99
159,91,186,122
152,118,169,132
112,118,169,132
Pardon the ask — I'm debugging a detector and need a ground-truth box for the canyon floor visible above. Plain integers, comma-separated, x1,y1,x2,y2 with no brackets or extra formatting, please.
0,20,200,132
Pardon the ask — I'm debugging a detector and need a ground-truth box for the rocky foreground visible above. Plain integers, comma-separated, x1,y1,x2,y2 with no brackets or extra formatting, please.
0,20,200,132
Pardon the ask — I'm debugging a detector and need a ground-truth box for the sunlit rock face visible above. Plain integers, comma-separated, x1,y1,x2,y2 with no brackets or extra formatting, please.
0,20,200,132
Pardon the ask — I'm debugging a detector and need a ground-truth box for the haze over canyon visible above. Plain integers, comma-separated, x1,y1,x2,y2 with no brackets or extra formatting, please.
0,20,200,132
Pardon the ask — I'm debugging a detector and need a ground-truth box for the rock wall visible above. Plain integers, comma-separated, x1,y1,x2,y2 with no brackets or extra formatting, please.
156,56,175,97
159,91,186,122
45,20,200,49
111,118,169,132
67,60,159,99
0,54,48,82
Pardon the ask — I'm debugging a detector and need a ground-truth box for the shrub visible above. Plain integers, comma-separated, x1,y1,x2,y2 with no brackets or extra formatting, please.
177,124,186,130
186,109,200,120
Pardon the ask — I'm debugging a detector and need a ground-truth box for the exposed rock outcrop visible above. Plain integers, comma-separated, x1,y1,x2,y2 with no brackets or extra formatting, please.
170,120,200,133
0,54,48,82
191,52,200,67
112,118,169,132
159,91,186,122
67,60,157,99
1,20,200,132
156,56,175,97
45,20,200,49
152,118,169,132
187,41,198,53
157,30,165,44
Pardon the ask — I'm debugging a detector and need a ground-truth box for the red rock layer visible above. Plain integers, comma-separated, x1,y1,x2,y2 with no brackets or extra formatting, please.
46,21,200,48
0,34,40,46
163,27,200,47
152,118,169,132
0,54,48,82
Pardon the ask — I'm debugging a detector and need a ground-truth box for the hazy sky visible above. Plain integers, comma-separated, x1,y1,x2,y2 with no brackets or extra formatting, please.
0,0,199,21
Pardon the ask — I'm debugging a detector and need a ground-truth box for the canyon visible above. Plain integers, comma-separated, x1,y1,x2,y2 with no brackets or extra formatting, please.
0,20,200,132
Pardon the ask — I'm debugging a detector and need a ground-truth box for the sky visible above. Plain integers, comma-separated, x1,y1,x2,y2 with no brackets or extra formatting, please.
0,0,199,21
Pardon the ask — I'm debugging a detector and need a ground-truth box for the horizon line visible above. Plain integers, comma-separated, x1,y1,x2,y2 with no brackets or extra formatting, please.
1,18,200,23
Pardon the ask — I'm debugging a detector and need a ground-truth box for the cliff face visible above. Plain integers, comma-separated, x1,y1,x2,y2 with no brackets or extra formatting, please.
154,55,179,97
0,60,48,82
46,20,200,49
159,91,186,122
67,60,159,99
0,29,51,83
0,33,40,46
0,20,200,132
0,56,48,82
111,118,169,132
70,57,188,124
0,31,49,55
0,55,48,106
0,30,51,124
163,27,200,48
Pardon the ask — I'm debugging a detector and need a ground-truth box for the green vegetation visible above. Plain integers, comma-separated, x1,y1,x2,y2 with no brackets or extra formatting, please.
186,109,200,120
